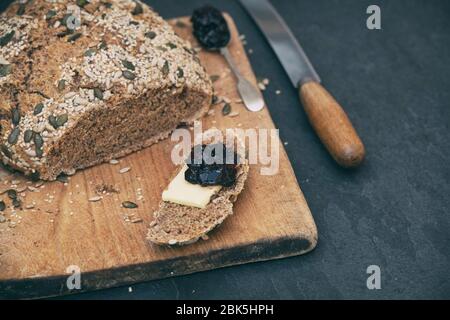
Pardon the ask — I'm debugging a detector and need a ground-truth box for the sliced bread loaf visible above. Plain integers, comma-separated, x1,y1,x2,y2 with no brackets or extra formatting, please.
147,129,249,246
0,0,212,180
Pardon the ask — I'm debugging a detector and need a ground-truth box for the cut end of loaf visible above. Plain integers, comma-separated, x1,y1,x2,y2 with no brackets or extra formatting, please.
147,130,249,246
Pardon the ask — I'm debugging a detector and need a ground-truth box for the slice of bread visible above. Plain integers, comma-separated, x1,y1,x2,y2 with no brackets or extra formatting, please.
0,0,212,180
147,129,249,246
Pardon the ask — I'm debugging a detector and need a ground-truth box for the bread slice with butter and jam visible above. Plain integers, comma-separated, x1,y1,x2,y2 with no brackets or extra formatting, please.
147,129,249,246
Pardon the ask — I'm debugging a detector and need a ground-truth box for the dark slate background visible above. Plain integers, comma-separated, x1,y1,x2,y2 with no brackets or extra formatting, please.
2,0,449,299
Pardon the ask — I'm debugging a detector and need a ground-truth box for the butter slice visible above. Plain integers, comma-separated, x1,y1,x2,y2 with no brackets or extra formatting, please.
162,165,221,209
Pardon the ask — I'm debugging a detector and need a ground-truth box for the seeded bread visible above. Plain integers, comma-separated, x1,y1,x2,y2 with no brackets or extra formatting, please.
0,0,212,180
147,129,249,246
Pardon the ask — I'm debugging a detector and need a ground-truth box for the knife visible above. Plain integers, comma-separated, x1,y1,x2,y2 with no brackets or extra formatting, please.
240,0,365,167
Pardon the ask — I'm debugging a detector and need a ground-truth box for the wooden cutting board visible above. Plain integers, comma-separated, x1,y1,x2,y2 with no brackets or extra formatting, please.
0,15,317,299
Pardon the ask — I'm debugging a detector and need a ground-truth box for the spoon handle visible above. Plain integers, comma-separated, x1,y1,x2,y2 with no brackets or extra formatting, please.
220,47,265,112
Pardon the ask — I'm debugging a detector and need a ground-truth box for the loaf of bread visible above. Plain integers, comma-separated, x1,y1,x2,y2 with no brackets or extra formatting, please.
147,129,249,246
0,0,212,180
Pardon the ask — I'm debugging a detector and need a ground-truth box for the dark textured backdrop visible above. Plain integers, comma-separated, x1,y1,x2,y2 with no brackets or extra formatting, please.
1,0,449,299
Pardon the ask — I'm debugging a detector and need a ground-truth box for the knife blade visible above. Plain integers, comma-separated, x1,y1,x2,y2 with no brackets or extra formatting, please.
240,0,320,87
240,0,366,167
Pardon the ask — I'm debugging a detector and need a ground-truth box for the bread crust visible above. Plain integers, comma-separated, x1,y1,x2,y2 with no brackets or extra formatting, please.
147,129,250,246
0,0,212,180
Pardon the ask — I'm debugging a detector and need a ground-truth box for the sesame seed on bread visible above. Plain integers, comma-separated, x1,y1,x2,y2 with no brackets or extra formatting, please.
0,0,212,180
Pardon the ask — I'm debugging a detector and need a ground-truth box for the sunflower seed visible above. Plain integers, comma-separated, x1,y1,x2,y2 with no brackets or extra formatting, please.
24,129,34,143
122,201,138,209
8,127,20,145
122,70,136,80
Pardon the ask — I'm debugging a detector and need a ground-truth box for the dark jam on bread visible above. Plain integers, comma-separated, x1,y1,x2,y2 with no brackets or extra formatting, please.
191,5,231,50
185,143,239,187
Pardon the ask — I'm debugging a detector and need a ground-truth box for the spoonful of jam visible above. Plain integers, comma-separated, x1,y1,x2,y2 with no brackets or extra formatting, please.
191,5,265,112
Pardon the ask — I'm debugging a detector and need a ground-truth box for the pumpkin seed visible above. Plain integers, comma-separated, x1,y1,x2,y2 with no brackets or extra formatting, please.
48,115,58,129
122,70,136,80
24,129,34,143
0,31,15,47
76,0,88,7
7,189,17,199
61,14,72,27
212,95,219,104
84,48,96,57
175,20,187,28
68,33,82,42
46,9,57,20
222,103,232,116
132,2,143,15
8,127,20,145
99,40,107,50
0,201,5,212
103,2,112,8
33,132,44,149
122,60,135,71
56,114,68,127
12,198,21,208
29,171,40,181
34,103,44,115
11,107,20,125
177,67,184,78
0,145,11,158
145,31,156,39
16,4,25,16
93,88,103,100
57,79,66,91
56,30,71,38
166,42,177,49
156,45,167,52
122,201,138,209
56,174,68,183
210,75,220,83
162,60,170,77
0,64,11,77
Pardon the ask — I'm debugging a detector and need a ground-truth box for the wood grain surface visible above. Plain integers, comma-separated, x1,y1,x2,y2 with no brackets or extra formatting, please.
0,15,317,299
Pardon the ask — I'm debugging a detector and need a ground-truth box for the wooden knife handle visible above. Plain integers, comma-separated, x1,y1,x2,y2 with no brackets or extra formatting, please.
299,81,365,167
